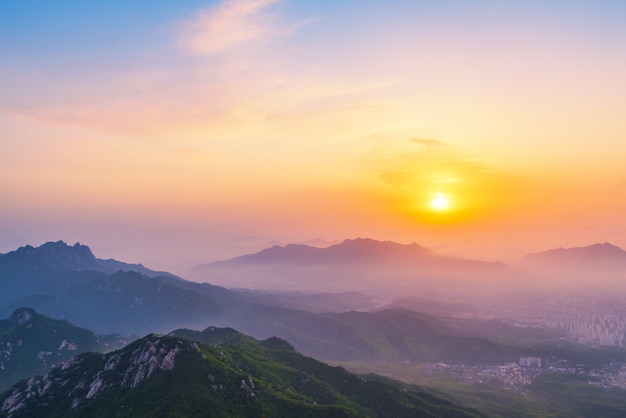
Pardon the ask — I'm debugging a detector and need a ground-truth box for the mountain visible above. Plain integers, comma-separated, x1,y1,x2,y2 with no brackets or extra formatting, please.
0,241,256,335
0,331,483,418
0,241,180,303
0,308,126,392
0,241,555,364
518,243,626,289
1,240,180,278
0,240,600,370
0,241,380,337
204,238,434,266
521,242,626,270
205,238,432,266
193,238,514,293
0,239,514,338
0,270,243,336
2,240,610,373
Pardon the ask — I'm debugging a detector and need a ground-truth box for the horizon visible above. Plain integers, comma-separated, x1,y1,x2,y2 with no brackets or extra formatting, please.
2,0,626,275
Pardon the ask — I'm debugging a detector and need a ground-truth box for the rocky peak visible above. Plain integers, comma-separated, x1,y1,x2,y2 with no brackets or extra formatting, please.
8,308,36,325
118,336,183,389
40,240,97,261
0,335,189,416
9,241,100,273
15,240,95,259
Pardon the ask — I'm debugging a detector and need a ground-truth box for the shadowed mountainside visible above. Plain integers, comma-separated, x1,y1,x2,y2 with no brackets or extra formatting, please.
0,241,250,335
0,308,126,392
0,241,180,302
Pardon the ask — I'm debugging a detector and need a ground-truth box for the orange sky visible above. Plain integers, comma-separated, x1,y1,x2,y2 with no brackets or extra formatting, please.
1,1,626,273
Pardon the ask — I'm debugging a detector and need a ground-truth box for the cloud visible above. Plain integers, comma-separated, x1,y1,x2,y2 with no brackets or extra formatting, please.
177,0,294,55
0,1,382,140
0,52,391,141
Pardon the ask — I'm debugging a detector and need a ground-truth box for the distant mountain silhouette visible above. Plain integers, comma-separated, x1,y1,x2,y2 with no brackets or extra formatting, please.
521,242,626,270
0,240,179,279
194,238,513,292
200,237,501,269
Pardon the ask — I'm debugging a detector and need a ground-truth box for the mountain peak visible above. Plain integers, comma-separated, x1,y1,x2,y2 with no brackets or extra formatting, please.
593,242,622,250
12,241,100,274
41,240,95,255
2,240,180,282
8,307,37,324
14,240,97,261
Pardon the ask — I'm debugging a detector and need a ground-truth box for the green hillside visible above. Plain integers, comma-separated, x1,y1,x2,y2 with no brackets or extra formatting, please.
0,331,483,418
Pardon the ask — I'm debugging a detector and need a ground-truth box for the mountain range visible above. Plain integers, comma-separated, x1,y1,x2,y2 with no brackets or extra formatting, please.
2,239,626,416
203,238,626,272
193,238,517,293
0,241,179,302
1,240,624,361
199,238,513,271
203,238,434,266
0,241,557,367
0,241,257,335
0,240,179,278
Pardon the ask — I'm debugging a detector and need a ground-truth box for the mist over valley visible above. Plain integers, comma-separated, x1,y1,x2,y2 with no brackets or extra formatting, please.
2,239,626,416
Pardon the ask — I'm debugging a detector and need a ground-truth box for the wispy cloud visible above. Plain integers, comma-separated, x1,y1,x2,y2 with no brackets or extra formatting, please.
0,0,385,141
177,0,297,55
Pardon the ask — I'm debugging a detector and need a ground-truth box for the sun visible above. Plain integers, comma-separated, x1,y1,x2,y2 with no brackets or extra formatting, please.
430,192,451,211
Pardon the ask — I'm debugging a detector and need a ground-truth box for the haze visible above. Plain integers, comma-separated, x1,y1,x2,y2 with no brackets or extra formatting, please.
2,0,626,275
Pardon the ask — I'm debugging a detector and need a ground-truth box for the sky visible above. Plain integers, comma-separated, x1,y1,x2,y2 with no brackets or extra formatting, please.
1,0,626,274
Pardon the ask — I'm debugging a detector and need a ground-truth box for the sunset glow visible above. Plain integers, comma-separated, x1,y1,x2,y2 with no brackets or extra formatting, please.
1,0,626,271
